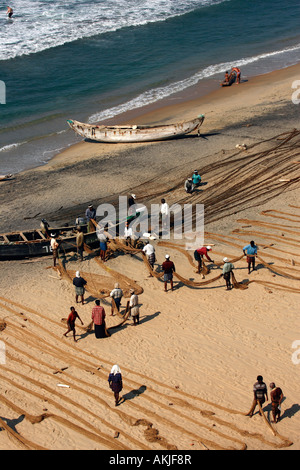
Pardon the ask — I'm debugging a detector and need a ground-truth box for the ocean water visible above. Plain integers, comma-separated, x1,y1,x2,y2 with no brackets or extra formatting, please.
0,0,300,174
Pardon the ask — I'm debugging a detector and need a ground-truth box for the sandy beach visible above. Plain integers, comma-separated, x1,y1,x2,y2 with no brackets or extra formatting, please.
0,63,299,451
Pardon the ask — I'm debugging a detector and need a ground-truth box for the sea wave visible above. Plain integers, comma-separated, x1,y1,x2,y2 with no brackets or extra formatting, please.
88,42,300,123
0,142,26,152
0,0,227,61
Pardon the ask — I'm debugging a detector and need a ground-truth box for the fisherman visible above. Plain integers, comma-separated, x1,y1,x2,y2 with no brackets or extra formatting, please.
85,204,96,232
97,227,108,261
142,240,156,273
108,365,123,407
162,254,175,292
128,194,136,215
129,289,140,325
91,299,106,338
270,382,283,423
222,257,234,290
243,240,258,274
76,226,84,261
247,375,268,417
184,177,194,194
40,219,50,237
64,306,84,343
6,6,13,18
194,245,213,276
72,271,87,305
110,283,123,315
50,233,60,267
192,170,201,188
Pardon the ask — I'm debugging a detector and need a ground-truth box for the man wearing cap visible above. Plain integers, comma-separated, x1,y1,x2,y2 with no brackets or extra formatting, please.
194,246,214,275
85,204,96,232
162,254,175,292
222,257,234,290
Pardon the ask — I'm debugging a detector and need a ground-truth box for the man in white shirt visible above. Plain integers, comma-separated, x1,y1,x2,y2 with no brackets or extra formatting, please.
129,289,140,325
50,233,59,267
160,198,169,232
143,240,155,272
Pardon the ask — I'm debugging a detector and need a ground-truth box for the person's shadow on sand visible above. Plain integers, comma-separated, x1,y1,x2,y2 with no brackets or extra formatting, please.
119,385,147,405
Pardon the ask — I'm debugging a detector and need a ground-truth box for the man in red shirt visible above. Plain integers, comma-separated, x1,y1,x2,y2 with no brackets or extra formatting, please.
162,254,175,292
64,306,84,342
91,299,107,338
194,246,214,275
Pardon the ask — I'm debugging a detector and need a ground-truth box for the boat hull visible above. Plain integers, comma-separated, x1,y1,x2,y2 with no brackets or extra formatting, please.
67,115,205,143
0,229,99,260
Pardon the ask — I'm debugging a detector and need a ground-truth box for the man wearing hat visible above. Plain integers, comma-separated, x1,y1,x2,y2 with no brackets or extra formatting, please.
162,254,176,292
194,245,214,275
222,257,234,290
85,204,96,232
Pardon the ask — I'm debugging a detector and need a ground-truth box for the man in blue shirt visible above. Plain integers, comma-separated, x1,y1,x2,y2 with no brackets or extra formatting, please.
192,170,201,188
243,240,258,274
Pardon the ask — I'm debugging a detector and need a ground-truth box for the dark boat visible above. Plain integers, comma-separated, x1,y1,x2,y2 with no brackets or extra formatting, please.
0,208,146,260
0,224,99,260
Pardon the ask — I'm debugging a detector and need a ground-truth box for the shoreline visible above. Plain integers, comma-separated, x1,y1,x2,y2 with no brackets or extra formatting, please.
0,61,299,236
43,61,300,171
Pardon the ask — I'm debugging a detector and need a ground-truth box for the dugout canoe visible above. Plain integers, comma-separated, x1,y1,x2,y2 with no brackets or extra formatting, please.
0,208,144,260
67,115,205,143
0,224,99,260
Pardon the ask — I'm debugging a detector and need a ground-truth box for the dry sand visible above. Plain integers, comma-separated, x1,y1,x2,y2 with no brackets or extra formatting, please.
0,64,299,451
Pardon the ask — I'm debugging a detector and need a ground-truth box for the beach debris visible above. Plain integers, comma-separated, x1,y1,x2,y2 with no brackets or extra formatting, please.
114,431,120,439
235,143,247,150
56,384,70,388
279,178,290,182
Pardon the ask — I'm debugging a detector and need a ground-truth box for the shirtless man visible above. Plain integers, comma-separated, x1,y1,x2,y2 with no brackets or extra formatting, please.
7,6,13,18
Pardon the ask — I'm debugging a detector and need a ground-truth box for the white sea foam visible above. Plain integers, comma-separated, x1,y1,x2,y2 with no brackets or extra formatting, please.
0,142,25,152
88,42,300,123
0,0,226,61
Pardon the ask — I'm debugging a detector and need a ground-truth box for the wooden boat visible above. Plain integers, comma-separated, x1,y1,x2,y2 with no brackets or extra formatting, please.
0,224,99,260
0,174,13,181
0,208,145,260
67,115,205,143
